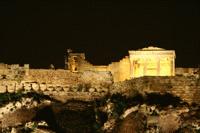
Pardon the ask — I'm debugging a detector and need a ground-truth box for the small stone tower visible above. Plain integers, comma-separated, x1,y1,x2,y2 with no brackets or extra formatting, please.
65,49,86,72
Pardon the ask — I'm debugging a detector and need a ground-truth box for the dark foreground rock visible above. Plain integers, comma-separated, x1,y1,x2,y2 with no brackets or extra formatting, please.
0,91,200,133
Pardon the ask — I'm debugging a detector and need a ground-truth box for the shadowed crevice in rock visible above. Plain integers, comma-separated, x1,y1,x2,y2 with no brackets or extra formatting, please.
145,92,185,107
34,106,63,133
33,101,97,133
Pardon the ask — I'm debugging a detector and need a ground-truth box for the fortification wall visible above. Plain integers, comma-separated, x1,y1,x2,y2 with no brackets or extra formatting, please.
111,76,200,104
118,57,131,81
0,64,29,80
25,69,80,85
25,69,113,85
77,59,94,72
176,67,199,77
0,70,113,94
69,56,108,73
67,53,132,82
1,63,200,103
107,57,131,82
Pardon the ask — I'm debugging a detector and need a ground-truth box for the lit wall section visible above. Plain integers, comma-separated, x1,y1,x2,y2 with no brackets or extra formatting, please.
129,46,175,78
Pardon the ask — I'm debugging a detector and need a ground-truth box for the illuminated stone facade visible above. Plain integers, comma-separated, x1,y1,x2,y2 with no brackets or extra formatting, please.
0,47,199,105
129,47,176,78
0,47,176,83
66,46,176,82
66,51,86,72
66,49,107,72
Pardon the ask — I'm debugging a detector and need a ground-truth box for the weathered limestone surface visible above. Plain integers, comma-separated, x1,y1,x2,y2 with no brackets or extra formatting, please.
0,66,199,104
176,67,199,77
0,70,113,102
25,69,80,85
111,76,200,104
107,56,131,82
24,69,113,86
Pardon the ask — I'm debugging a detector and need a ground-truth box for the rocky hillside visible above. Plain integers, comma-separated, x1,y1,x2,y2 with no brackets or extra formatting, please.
0,90,200,133
0,75,199,132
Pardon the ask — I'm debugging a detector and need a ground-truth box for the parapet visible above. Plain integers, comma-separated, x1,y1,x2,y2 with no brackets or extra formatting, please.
0,64,29,80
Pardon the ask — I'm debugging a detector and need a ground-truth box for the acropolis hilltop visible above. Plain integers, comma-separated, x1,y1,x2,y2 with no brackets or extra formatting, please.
0,46,199,103
0,46,200,132
0,46,198,83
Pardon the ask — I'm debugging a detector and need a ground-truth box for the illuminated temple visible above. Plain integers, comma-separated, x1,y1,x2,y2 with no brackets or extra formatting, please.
66,46,176,82
129,47,175,78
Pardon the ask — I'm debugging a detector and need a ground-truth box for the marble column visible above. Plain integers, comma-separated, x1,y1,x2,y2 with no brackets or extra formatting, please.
157,58,160,76
130,59,134,78
172,58,175,76
170,58,175,76
144,59,147,76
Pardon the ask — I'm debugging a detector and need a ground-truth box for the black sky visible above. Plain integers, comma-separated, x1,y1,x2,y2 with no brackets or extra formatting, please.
0,1,199,68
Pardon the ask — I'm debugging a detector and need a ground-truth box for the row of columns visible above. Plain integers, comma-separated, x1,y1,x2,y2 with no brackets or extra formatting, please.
130,56,175,78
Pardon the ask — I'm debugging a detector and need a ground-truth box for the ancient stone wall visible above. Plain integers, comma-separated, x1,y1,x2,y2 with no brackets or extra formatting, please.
0,64,29,80
141,76,200,104
66,53,108,73
25,69,80,85
0,69,200,104
107,56,131,82
1,64,200,104
0,69,113,95
111,76,200,104
176,68,199,77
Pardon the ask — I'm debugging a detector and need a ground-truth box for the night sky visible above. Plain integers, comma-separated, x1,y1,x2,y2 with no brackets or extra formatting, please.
0,1,199,68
